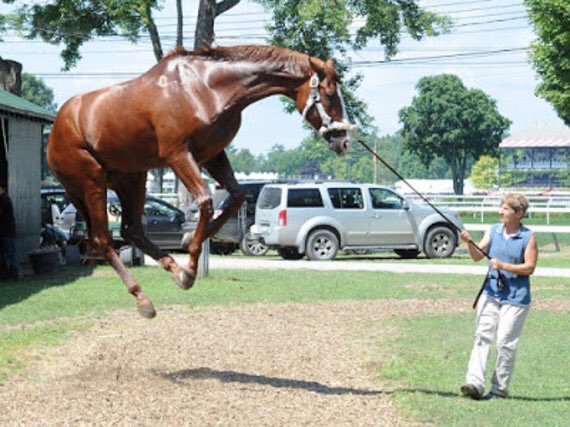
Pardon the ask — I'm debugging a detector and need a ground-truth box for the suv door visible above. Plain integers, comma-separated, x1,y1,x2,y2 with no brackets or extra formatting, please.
367,188,416,245
327,187,368,245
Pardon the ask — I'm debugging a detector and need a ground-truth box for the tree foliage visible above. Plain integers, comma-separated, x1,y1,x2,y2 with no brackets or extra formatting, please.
399,74,511,195
524,0,570,126
5,0,165,69
20,73,57,112
469,155,500,189
256,0,450,129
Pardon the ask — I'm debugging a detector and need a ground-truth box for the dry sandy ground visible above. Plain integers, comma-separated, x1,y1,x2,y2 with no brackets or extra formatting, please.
0,299,566,426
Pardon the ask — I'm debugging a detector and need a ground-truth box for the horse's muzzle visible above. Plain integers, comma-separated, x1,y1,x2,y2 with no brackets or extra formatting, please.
324,125,355,156
328,136,351,156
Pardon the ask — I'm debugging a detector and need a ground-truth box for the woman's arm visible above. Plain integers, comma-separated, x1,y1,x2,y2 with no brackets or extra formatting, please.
491,234,538,276
460,229,490,262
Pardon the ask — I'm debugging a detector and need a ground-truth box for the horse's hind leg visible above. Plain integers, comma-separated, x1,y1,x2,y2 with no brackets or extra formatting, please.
110,171,194,290
82,184,156,318
51,151,156,318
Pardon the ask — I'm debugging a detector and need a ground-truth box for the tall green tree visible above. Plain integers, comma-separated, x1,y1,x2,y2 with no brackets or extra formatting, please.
524,0,570,126
399,74,511,195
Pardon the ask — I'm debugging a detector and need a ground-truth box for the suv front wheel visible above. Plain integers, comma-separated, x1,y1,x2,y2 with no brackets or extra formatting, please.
306,229,339,261
423,226,456,258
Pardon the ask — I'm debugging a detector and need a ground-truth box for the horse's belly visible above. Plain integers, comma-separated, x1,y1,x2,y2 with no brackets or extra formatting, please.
95,139,164,172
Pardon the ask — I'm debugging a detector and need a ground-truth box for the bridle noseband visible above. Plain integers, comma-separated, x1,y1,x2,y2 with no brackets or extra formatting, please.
301,73,356,139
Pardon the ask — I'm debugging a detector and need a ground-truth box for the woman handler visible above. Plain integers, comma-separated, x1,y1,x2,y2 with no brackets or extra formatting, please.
459,193,538,400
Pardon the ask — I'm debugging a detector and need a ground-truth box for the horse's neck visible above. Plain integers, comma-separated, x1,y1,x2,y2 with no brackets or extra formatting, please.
211,58,310,107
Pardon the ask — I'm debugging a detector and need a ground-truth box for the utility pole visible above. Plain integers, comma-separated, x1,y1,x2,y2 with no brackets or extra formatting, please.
373,141,378,184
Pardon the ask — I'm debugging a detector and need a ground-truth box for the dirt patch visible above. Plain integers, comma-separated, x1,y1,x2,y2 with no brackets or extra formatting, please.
0,298,565,425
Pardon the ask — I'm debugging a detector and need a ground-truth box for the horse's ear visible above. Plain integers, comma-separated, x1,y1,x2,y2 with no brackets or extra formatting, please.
324,58,340,83
309,57,327,81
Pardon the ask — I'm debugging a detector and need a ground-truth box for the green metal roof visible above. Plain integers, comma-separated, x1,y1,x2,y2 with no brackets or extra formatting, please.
0,88,55,123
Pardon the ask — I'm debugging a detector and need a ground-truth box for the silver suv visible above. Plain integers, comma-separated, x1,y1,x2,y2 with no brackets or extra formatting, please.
251,182,464,260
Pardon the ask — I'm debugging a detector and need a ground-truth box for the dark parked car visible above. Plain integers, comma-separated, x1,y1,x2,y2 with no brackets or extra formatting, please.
186,181,274,256
53,190,188,251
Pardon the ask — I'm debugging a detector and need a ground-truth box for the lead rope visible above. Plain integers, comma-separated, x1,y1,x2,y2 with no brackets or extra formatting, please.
357,138,505,309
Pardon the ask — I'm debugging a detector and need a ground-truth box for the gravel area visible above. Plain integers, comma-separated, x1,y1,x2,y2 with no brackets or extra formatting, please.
2,298,567,425
1,299,471,426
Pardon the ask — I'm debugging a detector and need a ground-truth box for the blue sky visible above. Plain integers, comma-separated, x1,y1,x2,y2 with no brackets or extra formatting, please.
1,0,565,156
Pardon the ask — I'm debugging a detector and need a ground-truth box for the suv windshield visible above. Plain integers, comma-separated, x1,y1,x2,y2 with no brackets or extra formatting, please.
258,187,282,209
369,188,403,209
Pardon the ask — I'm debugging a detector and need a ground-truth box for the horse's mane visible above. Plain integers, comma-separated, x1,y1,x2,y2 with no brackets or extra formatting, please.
162,45,312,74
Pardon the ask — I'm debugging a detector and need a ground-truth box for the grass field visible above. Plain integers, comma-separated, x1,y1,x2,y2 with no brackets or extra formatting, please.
376,312,570,426
0,265,568,425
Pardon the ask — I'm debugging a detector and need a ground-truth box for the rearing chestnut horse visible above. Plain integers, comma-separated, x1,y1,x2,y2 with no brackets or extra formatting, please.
47,45,355,318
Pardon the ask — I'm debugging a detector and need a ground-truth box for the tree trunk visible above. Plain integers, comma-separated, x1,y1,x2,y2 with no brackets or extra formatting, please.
451,155,466,195
158,168,164,193
194,0,241,49
194,0,216,49
176,0,183,48
144,3,163,62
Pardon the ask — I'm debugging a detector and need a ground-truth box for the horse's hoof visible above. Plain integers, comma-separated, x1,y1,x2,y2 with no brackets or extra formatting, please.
181,232,194,249
137,300,157,319
174,268,196,290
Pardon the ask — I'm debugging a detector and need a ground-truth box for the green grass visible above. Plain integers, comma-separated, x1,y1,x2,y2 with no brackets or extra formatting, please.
459,211,570,227
374,311,570,426
0,320,89,384
1,266,568,325
0,265,568,423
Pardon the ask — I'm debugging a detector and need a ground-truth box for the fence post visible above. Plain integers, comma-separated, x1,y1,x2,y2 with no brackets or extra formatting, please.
197,239,209,277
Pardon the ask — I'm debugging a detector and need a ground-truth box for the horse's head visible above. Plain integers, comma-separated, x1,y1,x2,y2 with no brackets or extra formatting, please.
298,58,356,156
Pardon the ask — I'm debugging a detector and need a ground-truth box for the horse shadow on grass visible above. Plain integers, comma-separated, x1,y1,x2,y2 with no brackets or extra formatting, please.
0,265,95,311
153,367,570,402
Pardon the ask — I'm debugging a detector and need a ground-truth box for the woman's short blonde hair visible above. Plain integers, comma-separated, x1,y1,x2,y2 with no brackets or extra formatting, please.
502,193,529,215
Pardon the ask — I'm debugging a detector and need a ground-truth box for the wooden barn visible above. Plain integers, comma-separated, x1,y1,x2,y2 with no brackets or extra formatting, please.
0,88,54,264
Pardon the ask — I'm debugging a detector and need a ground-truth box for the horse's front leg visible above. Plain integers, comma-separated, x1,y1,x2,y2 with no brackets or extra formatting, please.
200,150,245,238
169,151,213,287
110,172,192,290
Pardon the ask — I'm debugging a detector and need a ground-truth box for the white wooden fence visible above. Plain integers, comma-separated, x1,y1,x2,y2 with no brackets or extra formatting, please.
464,223,570,251
407,194,570,224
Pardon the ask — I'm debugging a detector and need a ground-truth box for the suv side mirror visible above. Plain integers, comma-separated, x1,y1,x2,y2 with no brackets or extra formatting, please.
402,200,410,210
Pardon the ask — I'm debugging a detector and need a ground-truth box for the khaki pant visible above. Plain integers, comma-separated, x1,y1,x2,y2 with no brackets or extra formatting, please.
465,293,529,396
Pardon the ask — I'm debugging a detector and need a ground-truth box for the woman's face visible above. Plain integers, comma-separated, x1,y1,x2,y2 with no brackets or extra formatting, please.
499,203,523,224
